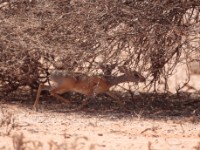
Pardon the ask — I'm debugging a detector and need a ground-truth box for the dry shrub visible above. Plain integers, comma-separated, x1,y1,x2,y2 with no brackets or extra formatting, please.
0,0,199,97
12,133,43,150
0,110,15,135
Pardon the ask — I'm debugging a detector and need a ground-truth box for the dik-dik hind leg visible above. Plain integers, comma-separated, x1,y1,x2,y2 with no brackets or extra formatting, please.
50,87,71,105
33,84,50,111
33,84,71,111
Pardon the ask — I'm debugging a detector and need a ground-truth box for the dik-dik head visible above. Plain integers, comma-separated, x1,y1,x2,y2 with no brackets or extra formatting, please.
118,66,146,82
99,63,117,76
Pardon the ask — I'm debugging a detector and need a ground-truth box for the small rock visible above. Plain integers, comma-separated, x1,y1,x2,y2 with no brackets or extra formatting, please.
98,133,103,136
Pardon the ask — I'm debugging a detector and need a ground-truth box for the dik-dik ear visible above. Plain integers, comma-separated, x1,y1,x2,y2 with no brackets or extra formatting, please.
100,63,117,70
118,66,146,82
99,63,117,76
118,66,130,74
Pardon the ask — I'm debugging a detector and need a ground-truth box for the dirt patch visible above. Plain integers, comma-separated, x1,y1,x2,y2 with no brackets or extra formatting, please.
1,92,200,150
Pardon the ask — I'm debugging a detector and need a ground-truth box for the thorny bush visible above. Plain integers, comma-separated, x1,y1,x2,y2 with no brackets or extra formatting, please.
0,0,200,97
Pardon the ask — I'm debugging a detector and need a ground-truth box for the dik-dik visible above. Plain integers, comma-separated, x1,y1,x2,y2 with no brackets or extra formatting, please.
33,66,145,111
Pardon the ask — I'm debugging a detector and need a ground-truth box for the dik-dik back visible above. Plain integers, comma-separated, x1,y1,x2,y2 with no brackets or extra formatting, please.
49,70,110,95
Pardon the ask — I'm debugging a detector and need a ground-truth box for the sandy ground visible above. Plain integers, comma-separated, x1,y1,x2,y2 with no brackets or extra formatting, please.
0,99,200,150
1,63,200,150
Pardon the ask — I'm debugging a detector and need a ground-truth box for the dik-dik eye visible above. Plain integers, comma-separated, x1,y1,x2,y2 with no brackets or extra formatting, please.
134,73,140,78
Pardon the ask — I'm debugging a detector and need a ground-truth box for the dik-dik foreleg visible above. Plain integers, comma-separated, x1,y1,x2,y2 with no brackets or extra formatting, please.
105,91,123,105
74,96,93,111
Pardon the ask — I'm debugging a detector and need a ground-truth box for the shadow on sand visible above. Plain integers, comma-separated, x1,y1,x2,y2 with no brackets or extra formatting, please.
1,91,200,121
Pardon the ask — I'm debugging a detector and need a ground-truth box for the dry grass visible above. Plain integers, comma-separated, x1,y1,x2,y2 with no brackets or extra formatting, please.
0,0,200,97
0,1,200,149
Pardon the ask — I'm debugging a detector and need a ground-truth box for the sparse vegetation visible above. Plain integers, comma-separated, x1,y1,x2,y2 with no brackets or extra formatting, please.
0,0,199,97
0,109,15,136
0,0,200,149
